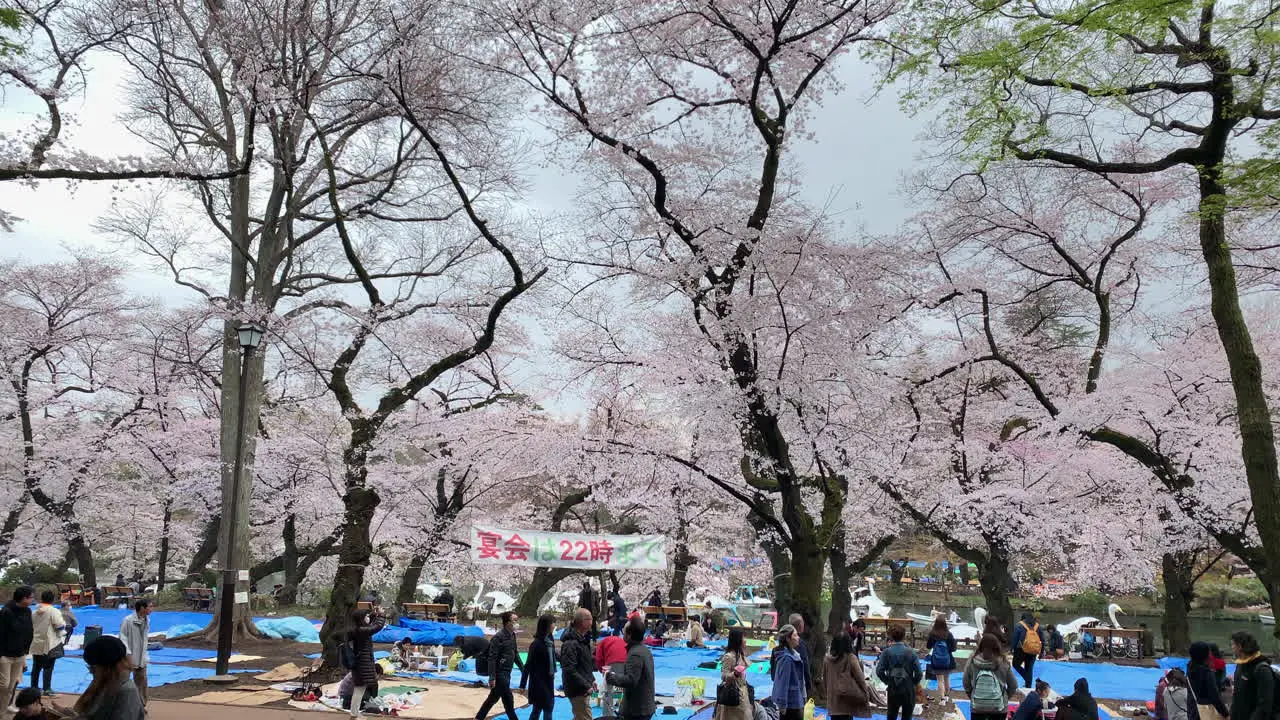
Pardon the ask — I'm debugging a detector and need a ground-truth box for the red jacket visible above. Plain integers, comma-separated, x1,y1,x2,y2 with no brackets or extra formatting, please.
594,635,627,671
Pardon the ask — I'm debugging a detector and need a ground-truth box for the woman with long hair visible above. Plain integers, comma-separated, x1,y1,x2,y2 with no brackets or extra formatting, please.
926,617,957,703
715,629,753,720
1187,642,1228,720
74,636,143,720
824,632,871,720
520,615,557,720
347,606,386,718
962,634,1017,720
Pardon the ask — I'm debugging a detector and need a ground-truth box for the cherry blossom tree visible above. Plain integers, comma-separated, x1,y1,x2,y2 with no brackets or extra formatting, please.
897,0,1280,608
487,0,902,673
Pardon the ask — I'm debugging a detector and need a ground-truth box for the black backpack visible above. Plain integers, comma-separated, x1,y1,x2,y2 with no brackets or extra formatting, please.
475,645,491,676
339,641,356,670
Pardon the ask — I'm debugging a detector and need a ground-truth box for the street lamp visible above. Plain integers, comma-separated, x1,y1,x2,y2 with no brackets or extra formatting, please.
210,322,265,682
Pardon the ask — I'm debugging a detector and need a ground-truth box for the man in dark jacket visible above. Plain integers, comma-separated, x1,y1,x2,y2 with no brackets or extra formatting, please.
561,609,597,720
606,619,655,720
454,634,490,662
1056,678,1099,720
1229,632,1274,720
0,586,35,719
609,591,628,634
475,612,525,720
579,583,598,616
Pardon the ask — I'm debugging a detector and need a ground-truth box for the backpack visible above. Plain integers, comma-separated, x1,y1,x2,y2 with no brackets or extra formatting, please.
970,666,1007,713
1019,622,1042,655
929,639,954,671
883,649,914,693
339,641,356,670
475,645,491,676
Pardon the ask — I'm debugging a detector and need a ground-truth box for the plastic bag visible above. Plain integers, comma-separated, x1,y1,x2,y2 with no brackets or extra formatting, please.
803,699,815,720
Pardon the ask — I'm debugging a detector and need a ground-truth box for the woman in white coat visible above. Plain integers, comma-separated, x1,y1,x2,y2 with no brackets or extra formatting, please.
29,590,66,697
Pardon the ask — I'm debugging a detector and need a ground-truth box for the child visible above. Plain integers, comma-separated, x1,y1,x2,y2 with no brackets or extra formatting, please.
15,687,70,719
338,664,384,711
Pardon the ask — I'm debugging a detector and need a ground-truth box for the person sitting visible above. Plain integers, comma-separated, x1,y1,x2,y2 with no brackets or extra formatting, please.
687,616,705,648
434,588,455,612
453,634,490,662
1011,680,1050,720
643,589,663,608
338,665,384,711
1056,678,1099,720
392,638,413,667
14,687,69,719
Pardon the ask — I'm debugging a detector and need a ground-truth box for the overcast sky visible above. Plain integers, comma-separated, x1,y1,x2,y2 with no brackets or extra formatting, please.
1,51,930,414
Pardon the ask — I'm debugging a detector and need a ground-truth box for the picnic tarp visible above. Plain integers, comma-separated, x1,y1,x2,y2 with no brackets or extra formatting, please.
373,617,485,645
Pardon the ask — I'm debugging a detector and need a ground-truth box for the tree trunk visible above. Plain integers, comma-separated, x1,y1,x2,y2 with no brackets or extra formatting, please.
828,531,853,632
515,567,578,618
319,480,380,667
186,514,221,581
978,555,1015,633
158,501,173,593
396,554,428,607
787,537,828,697
668,536,694,605
1161,551,1195,655
0,494,28,563
958,561,972,586
67,530,96,589
1197,170,1280,601
886,559,906,586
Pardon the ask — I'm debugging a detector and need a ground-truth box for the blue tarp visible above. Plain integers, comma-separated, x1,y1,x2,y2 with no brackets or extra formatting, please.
947,660,1168,699
373,617,485,645
954,701,1113,720
1157,657,1238,675
62,607,217,635
257,616,321,643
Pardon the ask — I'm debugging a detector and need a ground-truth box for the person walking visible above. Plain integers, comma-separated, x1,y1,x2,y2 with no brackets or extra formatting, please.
0,587,35,720
715,629,755,720
823,631,871,720
771,614,813,697
521,615,557,720
1229,631,1274,720
963,634,1018,720
926,617,957,703
28,592,65,699
595,627,628,717
1188,642,1229,720
606,618,656,720
74,636,144,720
562,609,597,720
875,624,922,720
1010,613,1041,688
347,606,386,719
475,612,525,720
771,625,808,720
117,599,152,706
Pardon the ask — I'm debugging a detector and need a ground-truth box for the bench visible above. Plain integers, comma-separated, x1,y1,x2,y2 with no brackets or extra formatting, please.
860,617,917,645
183,587,213,610
103,586,136,606
661,605,688,627
402,603,454,621
56,583,94,607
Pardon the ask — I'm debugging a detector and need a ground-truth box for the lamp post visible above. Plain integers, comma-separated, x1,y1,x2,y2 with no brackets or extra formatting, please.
210,322,265,682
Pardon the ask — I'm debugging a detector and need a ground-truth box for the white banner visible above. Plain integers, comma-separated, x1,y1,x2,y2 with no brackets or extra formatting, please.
470,525,667,570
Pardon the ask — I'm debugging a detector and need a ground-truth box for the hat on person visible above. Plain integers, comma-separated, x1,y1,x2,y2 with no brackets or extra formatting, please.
84,635,128,667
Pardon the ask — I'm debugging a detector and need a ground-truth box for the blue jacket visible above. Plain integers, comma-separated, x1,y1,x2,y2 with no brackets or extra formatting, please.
1012,690,1044,720
771,648,807,709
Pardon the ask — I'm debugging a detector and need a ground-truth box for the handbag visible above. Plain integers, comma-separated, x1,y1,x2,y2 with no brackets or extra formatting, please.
47,642,65,660
717,680,742,707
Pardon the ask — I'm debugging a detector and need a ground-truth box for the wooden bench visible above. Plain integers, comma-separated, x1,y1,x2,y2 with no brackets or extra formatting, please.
56,583,94,607
103,586,136,606
661,605,688,627
402,603,453,621
860,617,916,645
183,587,214,610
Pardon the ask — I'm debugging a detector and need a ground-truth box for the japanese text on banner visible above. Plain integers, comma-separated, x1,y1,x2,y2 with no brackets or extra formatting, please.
470,525,667,570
